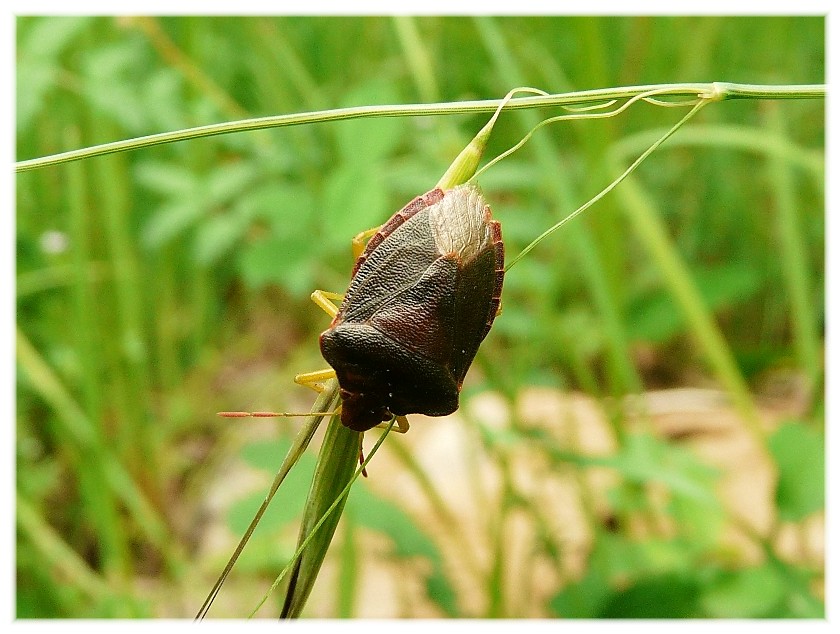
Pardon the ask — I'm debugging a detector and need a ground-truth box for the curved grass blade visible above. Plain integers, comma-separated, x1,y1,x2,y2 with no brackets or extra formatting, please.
246,418,396,617
195,381,340,619
277,416,364,617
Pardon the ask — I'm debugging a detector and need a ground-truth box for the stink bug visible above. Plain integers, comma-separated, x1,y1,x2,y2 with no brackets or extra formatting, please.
319,183,504,432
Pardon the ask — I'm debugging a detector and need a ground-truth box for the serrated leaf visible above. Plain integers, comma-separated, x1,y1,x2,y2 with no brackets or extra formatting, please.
192,214,246,266
243,182,315,236
206,162,259,206
768,421,824,521
80,42,149,132
141,201,206,249
143,69,188,132
237,235,314,295
134,161,198,196
81,40,144,82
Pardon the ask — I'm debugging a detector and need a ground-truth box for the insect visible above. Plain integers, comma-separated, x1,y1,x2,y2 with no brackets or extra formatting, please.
298,184,504,432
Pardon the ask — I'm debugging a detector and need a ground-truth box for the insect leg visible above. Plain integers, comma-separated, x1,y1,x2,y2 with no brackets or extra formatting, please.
351,226,381,259
294,368,338,393
310,290,344,319
374,415,410,434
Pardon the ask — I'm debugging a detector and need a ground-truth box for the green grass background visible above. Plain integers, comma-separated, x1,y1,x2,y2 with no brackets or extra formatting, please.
15,16,824,618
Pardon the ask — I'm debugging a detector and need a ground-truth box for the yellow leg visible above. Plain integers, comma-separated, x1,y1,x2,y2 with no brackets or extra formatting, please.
294,368,337,393
352,226,381,259
310,290,343,319
372,415,409,434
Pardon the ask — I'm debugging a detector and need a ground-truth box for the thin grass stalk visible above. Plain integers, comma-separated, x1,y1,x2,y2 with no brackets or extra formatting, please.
765,104,823,405
609,124,824,179
244,29,326,184
577,20,627,315
93,137,158,485
16,494,135,614
16,328,170,551
392,16,440,103
65,126,128,578
15,82,824,173
391,16,477,173
608,171,766,447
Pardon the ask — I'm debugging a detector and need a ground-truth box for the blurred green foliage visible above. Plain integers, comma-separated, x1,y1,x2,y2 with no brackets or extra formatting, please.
15,16,823,618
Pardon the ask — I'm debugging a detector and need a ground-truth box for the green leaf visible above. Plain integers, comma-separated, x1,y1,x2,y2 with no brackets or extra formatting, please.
141,201,206,249
227,490,301,544
549,567,610,618
239,436,312,473
627,262,763,343
244,182,315,236
142,69,188,132
599,573,701,618
227,438,316,534
347,484,458,616
237,234,315,295
80,42,150,132
701,564,786,617
135,161,198,196
768,421,824,521
617,433,720,503
192,213,247,266
321,165,388,246
589,533,695,581
16,62,57,133
205,162,259,206
17,16,94,130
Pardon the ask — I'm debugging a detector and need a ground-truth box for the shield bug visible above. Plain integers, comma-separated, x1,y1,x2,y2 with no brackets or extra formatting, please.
320,183,504,432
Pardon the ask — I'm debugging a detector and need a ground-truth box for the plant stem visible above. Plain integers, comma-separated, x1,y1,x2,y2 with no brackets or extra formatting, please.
15,82,824,173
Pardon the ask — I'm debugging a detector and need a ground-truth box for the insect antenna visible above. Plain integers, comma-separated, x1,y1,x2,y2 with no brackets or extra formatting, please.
218,410,337,418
